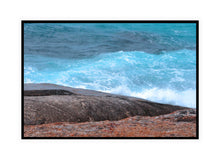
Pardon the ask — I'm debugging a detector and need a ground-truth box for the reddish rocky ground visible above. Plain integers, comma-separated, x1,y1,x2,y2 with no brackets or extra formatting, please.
24,109,196,138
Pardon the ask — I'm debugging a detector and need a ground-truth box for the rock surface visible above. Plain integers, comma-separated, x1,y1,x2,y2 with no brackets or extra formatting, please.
24,109,196,137
24,83,189,125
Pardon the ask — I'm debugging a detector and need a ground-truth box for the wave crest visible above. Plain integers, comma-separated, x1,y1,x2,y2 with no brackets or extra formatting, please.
24,50,196,108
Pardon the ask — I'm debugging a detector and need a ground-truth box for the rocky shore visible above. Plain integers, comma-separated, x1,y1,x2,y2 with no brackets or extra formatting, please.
23,83,196,137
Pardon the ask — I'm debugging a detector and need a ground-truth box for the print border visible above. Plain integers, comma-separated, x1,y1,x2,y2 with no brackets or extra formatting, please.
21,20,199,139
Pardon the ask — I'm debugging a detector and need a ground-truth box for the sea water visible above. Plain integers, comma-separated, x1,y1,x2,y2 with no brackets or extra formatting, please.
24,23,197,108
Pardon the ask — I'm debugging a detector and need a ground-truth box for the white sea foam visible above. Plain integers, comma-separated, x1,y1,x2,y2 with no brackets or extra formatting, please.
103,86,196,108
24,50,196,108
25,78,33,83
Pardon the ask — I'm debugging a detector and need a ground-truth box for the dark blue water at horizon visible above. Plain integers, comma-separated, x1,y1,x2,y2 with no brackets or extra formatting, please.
24,23,197,108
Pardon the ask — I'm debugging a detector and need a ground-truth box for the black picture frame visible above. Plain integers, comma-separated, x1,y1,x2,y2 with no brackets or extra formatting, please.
22,20,199,139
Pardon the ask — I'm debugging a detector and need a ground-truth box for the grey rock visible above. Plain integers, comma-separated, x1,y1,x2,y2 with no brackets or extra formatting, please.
24,83,188,125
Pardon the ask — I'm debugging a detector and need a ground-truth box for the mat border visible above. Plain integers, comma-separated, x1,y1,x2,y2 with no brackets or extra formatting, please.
21,20,199,139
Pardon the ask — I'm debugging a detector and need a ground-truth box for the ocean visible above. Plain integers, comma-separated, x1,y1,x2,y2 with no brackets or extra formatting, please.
24,23,197,108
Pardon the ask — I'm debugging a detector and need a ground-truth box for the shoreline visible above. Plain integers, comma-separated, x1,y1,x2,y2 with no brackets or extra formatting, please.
24,83,192,108
23,83,196,137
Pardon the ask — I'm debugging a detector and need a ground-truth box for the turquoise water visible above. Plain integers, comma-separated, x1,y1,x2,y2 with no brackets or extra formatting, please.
24,23,197,108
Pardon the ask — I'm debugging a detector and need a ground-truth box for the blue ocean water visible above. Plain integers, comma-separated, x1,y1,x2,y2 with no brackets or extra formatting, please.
24,23,197,108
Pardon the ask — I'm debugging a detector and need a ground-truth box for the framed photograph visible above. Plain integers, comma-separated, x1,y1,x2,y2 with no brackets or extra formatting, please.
22,20,198,139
